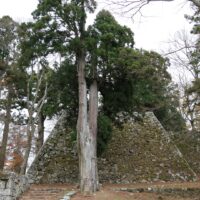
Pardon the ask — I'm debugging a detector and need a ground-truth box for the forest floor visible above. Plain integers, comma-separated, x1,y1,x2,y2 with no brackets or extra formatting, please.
71,181,200,200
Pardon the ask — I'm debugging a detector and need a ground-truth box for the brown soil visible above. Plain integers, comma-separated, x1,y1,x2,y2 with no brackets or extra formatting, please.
71,181,200,200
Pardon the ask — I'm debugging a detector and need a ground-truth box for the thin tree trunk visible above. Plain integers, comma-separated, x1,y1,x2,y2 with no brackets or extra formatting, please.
36,113,45,154
20,67,47,174
0,87,12,170
20,121,35,175
20,131,31,175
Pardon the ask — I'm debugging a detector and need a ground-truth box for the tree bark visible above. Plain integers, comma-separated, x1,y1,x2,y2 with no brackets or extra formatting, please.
20,67,47,174
36,113,45,154
20,111,35,175
89,80,99,191
0,86,12,170
77,52,98,194
75,0,99,194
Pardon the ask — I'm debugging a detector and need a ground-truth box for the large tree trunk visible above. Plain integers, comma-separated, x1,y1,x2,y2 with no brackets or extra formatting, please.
89,80,99,191
77,52,99,194
0,86,12,170
76,0,99,194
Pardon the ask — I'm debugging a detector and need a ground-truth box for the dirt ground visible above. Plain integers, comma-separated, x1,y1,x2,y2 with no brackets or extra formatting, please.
71,181,200,200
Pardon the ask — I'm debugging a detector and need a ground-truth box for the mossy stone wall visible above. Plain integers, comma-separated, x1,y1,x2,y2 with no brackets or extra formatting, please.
98,112,196,183
28,112,196,184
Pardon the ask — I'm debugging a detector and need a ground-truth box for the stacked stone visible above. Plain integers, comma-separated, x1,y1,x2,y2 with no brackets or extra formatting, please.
27,112,196,184
27,112,79,184
98,112,196,183
0,172,29,200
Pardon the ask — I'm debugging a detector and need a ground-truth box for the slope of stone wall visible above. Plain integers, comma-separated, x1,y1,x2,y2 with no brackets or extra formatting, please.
28,112,197,184
98,112,196,183
27,112,78,184
173,131,200,176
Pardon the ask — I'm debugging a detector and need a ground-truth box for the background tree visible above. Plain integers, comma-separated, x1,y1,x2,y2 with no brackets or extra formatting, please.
0,16,21,170
93,44,185,131
19,62,48,175
165,6,200,131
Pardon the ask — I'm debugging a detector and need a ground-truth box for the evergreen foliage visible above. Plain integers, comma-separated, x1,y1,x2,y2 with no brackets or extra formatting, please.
97,114,112,156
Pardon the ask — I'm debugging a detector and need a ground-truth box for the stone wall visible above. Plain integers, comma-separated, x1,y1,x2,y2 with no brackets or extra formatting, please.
98,112,196,183
172,130,200,176
27,112,78,184
27,112,197,184
0,172,29,200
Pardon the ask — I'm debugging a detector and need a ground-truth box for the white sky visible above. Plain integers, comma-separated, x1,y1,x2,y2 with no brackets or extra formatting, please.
0,0,195,82
0,0,193,51
118,0,194,51
0,0,38,22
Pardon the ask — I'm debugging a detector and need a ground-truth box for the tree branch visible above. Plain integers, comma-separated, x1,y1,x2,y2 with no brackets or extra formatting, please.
105,0,178,17
189,0,200,8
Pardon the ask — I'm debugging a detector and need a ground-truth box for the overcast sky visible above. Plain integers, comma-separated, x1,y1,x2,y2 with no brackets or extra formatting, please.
0,0,193,51
112,0,193,50
0,0,194,82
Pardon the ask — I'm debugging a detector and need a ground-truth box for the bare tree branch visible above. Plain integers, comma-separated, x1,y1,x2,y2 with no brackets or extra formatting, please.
20,61,48,174
105,0,182,17
164,46,195,56
163,30,198,79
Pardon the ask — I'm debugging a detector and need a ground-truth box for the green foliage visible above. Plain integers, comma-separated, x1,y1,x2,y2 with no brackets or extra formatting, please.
0,16,19,61
44,59,78,124
20,0,96,63
0,16,20,83
86,10,135,118
87,10,134,80
99,48,168,113
70,128,77,142
97,46,185,131
97,114,112,156
0,16,25,112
